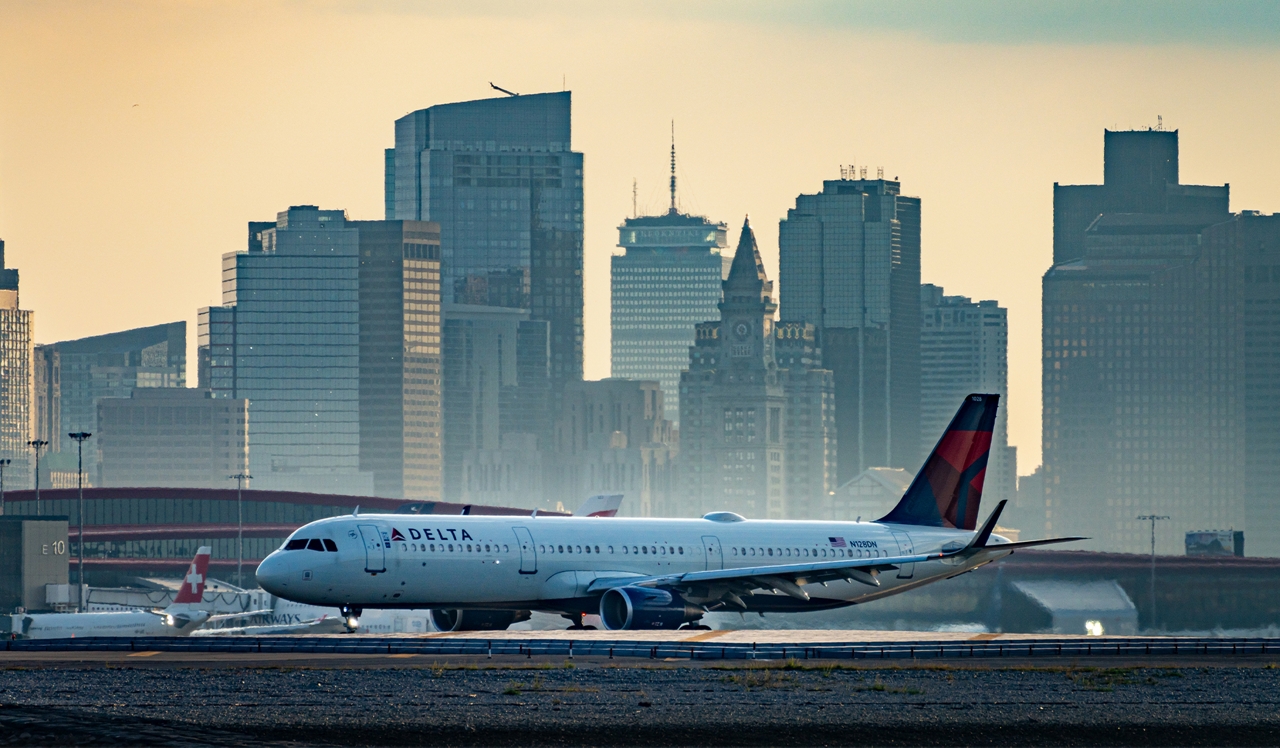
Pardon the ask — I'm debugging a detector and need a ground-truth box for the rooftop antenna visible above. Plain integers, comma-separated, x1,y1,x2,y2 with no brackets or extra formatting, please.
669,120,678,214
489,82,519,97
632,178,638,218
1157,114,1163,131
877,166,884,179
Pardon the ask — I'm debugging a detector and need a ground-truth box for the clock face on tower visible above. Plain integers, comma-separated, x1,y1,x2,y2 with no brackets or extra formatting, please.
734,322,749,340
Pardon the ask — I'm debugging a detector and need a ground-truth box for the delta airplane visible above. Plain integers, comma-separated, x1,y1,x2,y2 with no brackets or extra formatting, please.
257,395,1083,631
15,547,222,639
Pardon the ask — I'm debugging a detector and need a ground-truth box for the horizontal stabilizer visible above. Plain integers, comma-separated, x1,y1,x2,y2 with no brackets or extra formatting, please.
987,537,1088,551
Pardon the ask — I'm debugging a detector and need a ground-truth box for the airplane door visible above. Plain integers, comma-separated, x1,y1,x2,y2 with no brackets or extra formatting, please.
513,527,537,574
891,531,914,579
701,536,724,570
358,524,386,573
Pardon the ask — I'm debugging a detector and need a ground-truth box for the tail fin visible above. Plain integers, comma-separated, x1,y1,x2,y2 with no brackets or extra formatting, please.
879,394,999,531
575,494,623,517
172,546,211,604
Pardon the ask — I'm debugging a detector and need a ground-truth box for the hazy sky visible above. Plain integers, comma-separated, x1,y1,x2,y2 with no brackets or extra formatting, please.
3,1,1279,469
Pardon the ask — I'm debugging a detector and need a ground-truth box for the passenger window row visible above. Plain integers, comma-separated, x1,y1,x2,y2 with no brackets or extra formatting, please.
284,538,338,552
730,546,885,559
404,542,509,554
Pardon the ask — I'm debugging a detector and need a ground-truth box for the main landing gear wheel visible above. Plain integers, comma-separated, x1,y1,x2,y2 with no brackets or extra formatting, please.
561,612,596,630
679,623,712,631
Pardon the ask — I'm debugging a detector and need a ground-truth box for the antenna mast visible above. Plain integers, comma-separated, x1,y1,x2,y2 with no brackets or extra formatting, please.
669,120,677,214
632,178,638,218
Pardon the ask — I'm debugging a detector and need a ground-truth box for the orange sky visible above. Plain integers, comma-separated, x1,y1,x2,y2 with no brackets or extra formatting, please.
3,1,1279,469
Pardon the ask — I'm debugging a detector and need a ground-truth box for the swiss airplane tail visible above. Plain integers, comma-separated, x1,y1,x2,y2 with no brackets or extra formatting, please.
574,494,623,517
172,546,212,605
880,394,999,531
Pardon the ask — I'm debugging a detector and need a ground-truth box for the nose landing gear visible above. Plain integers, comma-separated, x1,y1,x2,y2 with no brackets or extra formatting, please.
340,605,362,633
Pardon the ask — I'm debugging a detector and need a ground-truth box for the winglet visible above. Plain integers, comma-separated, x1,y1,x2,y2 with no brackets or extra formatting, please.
353,505,360,517
965,500,1007,550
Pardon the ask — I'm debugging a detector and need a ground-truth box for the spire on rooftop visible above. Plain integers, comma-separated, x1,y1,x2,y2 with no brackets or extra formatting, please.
727,216,768,286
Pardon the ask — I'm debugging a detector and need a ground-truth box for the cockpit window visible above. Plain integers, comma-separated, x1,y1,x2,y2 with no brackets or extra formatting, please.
307,539,325,552
285,539,308,551
323,539,338,552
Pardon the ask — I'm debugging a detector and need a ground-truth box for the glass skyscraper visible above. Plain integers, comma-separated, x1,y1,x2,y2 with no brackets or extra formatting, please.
34,321,185,479
612,211,728,425
0,239,33,488
385,91,583,394
919,284,1015,506
200,206,442,498
779,178,921,481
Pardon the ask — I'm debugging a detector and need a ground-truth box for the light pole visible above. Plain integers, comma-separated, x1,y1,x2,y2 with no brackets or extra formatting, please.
229,473,252,587
70,432,92,613
27,439,48,515
1137,514,1170,631
0,458,10,516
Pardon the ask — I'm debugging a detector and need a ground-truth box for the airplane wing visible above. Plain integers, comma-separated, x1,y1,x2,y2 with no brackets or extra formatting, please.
193,614,349,637
585,551,942,602
584,502,1086,607
204,609,274,624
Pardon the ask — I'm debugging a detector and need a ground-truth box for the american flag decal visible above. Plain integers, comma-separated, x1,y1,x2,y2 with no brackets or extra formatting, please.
829,537,847,548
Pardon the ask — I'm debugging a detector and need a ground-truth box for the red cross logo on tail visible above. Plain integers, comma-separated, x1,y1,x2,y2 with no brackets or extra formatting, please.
173,546,211,604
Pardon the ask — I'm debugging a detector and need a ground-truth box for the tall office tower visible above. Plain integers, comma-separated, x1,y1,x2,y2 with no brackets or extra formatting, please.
34,321,185,477
1053,129,1229,264
353,219,443,500
611,145,729,425
96,389,248,488
779,176,921,482
200,207,442,498
441,303,550,501
774,321,838,520
0,240,33,488
1044,129,1237,554
919,284,1016,505
680,219,835,519
549,379,678,517
387,92,584,395
1206,213,1280,556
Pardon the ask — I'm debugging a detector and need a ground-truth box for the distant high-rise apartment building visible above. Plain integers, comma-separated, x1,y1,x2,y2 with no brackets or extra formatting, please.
386,91,583,395
0,240,33,488
1206,213,1280,556
96,388,248,488
919,284,1015,505
441,303,550,501
200,206,442,499
611,145,729,425
1044,129,1237,554
779,176,921,482
680,220,836,519
549,379,678,517
34,321,185,479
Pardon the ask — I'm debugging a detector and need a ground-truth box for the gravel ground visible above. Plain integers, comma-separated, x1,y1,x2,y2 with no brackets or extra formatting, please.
2,661,1279,746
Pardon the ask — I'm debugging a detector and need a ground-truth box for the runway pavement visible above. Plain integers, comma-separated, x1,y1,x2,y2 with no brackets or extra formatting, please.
5,629,1279,667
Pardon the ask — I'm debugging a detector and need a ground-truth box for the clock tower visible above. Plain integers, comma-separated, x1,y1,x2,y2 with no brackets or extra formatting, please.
718,217,777,370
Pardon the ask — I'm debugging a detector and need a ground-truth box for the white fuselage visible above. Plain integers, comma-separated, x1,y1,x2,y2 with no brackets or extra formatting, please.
14,609,208,639
256,514,1011,614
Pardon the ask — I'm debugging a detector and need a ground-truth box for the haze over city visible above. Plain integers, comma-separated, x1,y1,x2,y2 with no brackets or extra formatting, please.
3,1,1279,467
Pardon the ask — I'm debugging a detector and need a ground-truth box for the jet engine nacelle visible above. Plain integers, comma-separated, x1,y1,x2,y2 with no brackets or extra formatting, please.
599,586,703,630
429,608,532,632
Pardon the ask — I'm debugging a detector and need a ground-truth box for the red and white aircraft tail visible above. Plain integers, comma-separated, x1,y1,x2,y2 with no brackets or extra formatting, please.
574,494,623,517
171,546,211,605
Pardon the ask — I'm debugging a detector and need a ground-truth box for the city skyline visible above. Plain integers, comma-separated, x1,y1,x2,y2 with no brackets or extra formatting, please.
4,3,1280,470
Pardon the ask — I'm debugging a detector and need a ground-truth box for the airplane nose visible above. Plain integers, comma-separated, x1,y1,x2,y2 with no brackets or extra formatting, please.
255,553,288,595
